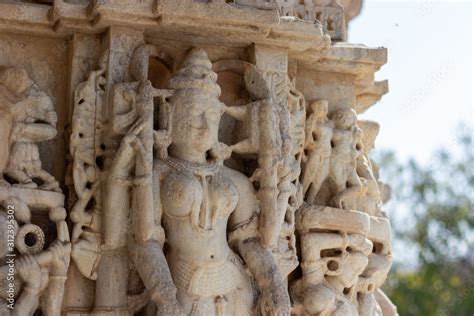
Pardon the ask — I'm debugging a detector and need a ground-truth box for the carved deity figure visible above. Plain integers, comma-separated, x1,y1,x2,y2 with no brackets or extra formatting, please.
301,99,333,204
0,67,59,192
105,48,290,315
314,108,362,210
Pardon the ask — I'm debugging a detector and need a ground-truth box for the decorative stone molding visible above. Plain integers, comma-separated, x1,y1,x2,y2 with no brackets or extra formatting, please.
0,1,396,315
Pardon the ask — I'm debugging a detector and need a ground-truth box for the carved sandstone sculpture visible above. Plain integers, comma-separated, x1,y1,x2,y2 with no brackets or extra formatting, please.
314,108,363,210
0,1,396,315
301,99,333,203
0,67,59,192
0,67,70,315
95,47,291,315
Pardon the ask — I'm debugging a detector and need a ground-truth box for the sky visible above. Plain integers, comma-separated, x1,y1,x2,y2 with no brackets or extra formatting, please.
349,0,473,164
349,0,472,266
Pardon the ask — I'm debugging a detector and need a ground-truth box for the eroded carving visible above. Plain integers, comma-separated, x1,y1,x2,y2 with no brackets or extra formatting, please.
0,1,396,316
0,67,59,192
309,107,363,210
87,47,291,315
69,52,108,280
292,101,396,315
0,67,70,315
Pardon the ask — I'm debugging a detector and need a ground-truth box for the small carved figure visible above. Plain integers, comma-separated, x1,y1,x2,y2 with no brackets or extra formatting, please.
315,108,363,210
301,99,333,204
356,120,383,216
0,67,59,192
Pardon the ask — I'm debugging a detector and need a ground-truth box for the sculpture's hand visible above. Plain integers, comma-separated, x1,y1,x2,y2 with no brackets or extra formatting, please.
48,240,71,276
259,285,291,316
332,194,344,209
150,284,184,316
156,299,184,316
17,254,42,291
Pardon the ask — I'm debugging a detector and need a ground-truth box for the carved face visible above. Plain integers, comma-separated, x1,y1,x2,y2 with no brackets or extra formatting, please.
333,109,357,129
0,67,33,96
171,92,224,154
334,234,371,289
310,100,328,120
337,252,369,288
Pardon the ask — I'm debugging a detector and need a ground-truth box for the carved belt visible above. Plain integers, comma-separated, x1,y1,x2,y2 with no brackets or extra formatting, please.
170,253,248,298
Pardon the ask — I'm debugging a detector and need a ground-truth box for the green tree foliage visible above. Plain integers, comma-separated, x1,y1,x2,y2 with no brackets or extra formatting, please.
378,126,474,315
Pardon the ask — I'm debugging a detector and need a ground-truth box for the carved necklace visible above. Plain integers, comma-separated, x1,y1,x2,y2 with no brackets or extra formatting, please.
165,156,220,173
165,156,222,232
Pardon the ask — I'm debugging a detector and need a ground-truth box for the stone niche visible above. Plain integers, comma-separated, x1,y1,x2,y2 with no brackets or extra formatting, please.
0,0,394,315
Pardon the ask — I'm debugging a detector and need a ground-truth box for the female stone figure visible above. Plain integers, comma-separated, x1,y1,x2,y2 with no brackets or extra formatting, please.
300,99,333,204
106,48,290,315
314,108,362,210
356,120,383,216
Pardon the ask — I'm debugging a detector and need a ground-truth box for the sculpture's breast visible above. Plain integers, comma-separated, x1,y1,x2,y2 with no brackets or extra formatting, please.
161,170,201,218
160,164,238,222
209,169,239,219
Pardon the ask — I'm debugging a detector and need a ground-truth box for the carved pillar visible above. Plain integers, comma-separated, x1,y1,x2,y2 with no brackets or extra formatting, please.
93,27,145,315
63,33,102,315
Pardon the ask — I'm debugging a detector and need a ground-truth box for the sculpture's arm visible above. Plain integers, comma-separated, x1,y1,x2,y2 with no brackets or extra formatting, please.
356,155,377,182
304,114,316,148
13,255,42,316
11,122,57,142
224,103,247,120
12,288,39,316
40,241,71,316
226,167,291,316
128,163,182,315
236,239,290,315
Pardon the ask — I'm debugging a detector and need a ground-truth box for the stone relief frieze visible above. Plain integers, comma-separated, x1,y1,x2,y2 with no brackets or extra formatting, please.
0,66,70,315
65,43,395,315
0,1,395,315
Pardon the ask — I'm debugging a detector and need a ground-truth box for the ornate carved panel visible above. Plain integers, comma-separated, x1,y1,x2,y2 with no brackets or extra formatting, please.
0,1,395,315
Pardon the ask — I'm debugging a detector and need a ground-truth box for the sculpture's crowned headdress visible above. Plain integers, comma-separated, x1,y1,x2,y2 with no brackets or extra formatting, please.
167,47,221,103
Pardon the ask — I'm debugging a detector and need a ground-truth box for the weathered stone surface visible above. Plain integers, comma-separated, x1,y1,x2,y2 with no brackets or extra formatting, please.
0,1,396,315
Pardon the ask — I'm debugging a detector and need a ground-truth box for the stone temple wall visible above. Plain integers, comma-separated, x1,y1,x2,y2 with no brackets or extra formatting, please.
0,1,395,315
